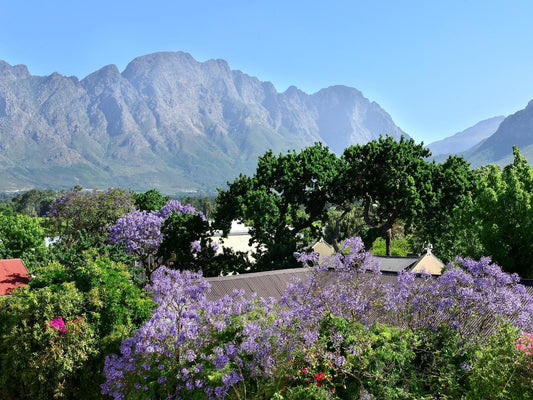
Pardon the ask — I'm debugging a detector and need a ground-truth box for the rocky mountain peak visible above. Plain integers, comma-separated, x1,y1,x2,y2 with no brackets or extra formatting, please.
0,52,408,194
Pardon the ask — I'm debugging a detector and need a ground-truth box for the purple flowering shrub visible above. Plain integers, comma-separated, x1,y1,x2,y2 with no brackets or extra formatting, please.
102,267,294,399
382,256,533,335
103,237,533,399
108,200,219,281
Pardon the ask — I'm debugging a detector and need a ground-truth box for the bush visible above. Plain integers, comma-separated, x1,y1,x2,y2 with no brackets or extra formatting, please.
0,253,155,399
0,283,98,399
466,324,533,399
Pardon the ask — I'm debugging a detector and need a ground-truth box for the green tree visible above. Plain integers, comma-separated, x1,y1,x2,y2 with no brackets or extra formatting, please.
414,155,480,261
0,214,47,271
474,146,533,277
11,188,61,217
46,188,135,245
324,203,366,245
132,188,169,212
342,136,434,254
214,143,340,271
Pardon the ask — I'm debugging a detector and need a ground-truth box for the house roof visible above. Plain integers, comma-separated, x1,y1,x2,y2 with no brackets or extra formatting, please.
206,267,310,301
205,266,533,337
204,252,445,302
373,255,419,273
0,258,30,295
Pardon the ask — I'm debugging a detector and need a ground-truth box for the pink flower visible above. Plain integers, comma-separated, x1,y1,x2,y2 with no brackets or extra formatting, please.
49,317,67,333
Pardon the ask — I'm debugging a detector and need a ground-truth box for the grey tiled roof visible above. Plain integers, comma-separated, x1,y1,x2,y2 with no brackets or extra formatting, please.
373,256,418,272
206,267,310,301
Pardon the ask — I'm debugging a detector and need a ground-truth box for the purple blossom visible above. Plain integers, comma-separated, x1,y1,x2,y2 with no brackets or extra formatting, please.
102,237,533,399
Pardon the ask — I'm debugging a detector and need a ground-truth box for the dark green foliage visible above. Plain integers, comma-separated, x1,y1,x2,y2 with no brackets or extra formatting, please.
11,188,62,217
132,188,170,212
215,138,475,269
342,135,434,253
214,143,341,271
158,211,250,276
324,203,366,250
416,155,480,262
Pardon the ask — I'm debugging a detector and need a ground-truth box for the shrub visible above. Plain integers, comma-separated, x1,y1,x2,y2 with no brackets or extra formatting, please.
0,283,98,399
466,324,533,399
103,237,533,399
0,253,155,399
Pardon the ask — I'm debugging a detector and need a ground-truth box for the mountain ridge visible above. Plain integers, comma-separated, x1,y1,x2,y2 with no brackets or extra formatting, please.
427,116,505,156
0,51,407,194
463,101,533,167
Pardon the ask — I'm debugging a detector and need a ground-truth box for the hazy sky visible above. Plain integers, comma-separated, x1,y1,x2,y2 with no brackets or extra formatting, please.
2,0,533,143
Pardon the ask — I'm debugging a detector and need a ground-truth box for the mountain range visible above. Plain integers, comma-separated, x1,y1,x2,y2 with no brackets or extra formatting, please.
2,51,533,195
461,101,533,166
0,52,406,194
427,116,505,156
427,103,533,167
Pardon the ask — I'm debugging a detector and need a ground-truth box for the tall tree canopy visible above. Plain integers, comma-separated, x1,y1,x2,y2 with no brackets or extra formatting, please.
215,137,478,269
342,136,434,253
47,188,135,244
132,189,170,212
414,155,479,260
472,146,533,277
214,143,340,270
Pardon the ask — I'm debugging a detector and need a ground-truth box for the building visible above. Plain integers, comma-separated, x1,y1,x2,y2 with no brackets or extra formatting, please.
0,258,31,295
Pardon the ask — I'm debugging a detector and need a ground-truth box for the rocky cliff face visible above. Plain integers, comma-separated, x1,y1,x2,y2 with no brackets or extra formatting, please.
0,52,407,194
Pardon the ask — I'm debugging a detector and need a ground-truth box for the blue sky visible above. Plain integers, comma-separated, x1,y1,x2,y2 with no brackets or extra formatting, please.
1,0,533,143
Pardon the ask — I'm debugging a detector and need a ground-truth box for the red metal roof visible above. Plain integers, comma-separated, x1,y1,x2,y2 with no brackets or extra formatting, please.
0,258,30,295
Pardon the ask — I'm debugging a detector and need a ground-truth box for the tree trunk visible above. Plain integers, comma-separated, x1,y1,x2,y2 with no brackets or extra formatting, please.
385,228,392,256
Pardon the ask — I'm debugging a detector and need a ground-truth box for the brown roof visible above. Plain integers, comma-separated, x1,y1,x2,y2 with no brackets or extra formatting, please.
206,267,310,301
0,258,30,295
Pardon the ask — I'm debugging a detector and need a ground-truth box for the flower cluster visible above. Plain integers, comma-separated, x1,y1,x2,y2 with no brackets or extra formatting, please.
48,317,66,333
516,332,533,357
102,237,533,399
101,266,291,399
107,200,210,280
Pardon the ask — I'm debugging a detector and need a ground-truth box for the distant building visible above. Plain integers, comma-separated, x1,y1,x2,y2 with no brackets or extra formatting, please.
311,240,445,276
0,258,31,295
211,221,257,258
311,239,335,263
374,250,445,276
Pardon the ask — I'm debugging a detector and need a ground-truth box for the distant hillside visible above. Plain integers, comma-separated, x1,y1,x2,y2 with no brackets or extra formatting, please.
463,101,533,167
0,52,407,194
427,116,505,156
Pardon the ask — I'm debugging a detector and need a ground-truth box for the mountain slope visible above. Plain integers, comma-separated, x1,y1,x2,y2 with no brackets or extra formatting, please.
0,52,407,194
463,102,533,167
427,116,505,156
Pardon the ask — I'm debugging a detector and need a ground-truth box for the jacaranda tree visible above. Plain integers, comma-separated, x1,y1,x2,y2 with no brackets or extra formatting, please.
109,200,226,279
102,237,533,400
